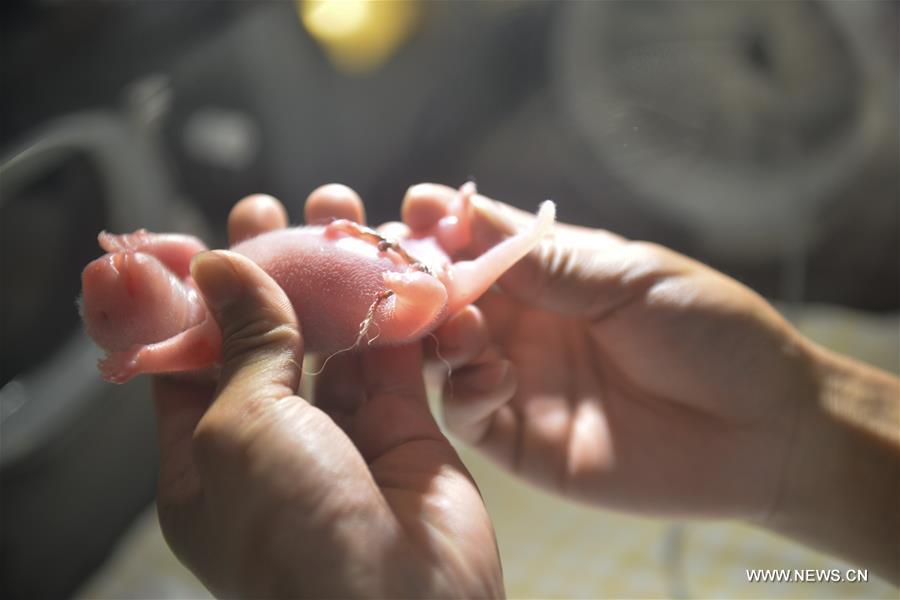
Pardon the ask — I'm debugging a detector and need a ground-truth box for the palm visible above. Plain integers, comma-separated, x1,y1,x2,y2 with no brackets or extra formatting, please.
465,263,810,520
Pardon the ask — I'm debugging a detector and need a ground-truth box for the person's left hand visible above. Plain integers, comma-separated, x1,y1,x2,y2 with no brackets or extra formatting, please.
152,188,503,598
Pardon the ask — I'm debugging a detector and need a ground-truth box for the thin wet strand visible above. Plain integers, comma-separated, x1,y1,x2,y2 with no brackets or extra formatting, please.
302,290,394,378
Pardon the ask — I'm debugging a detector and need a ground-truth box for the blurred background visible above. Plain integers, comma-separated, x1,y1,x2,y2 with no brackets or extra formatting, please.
1,1,897,598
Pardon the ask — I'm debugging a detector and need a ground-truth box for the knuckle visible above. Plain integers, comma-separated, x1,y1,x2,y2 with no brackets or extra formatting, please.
624,240,679,268
626,240,666,262
530,240,580,300
617,240,684,288
220,311,301,366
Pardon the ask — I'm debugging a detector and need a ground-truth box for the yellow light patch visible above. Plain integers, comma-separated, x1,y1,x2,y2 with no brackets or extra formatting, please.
299,0,420,74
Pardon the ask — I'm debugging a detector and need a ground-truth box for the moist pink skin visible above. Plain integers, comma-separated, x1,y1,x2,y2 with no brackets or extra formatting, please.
231,226,448,353
80,251,204,351
80,184,555,383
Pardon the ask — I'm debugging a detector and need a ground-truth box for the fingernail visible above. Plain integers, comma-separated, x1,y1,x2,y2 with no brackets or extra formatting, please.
191,251,242,310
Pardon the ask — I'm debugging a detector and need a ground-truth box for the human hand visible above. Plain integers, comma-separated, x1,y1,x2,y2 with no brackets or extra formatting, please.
403,184,900,582
401,184,820,521
152,190,503,598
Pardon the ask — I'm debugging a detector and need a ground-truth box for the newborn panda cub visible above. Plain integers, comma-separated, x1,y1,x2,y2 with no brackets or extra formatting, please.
80,183,555,383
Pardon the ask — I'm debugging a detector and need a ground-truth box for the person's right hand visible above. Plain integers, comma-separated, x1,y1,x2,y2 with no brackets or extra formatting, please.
402,184,900,583
403,184,814,519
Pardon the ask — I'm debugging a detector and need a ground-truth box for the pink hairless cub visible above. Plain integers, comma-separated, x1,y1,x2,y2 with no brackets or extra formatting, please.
80,183,556,383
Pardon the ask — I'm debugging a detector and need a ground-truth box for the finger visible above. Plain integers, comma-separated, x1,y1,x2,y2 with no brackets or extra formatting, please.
402,184,634,318
228,194,289,245
466,193,658,319
151,376,219,570
361,343,425,400
190,251,303,416
305,183,366,225
351,344,445,462
189,251,393,529
376,220,410,240
152,377,215,506
467,403,520,469
442,359,517,445
311,350,364,432
357,345,501,590
428,305,490,369
401,183,457,232
467,191,626,258
403,183,621,244
469,192,626,244
473,290,522,340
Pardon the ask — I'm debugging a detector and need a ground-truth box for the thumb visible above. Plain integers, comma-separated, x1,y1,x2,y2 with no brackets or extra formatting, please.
468,193,636,318
190,250,303,410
